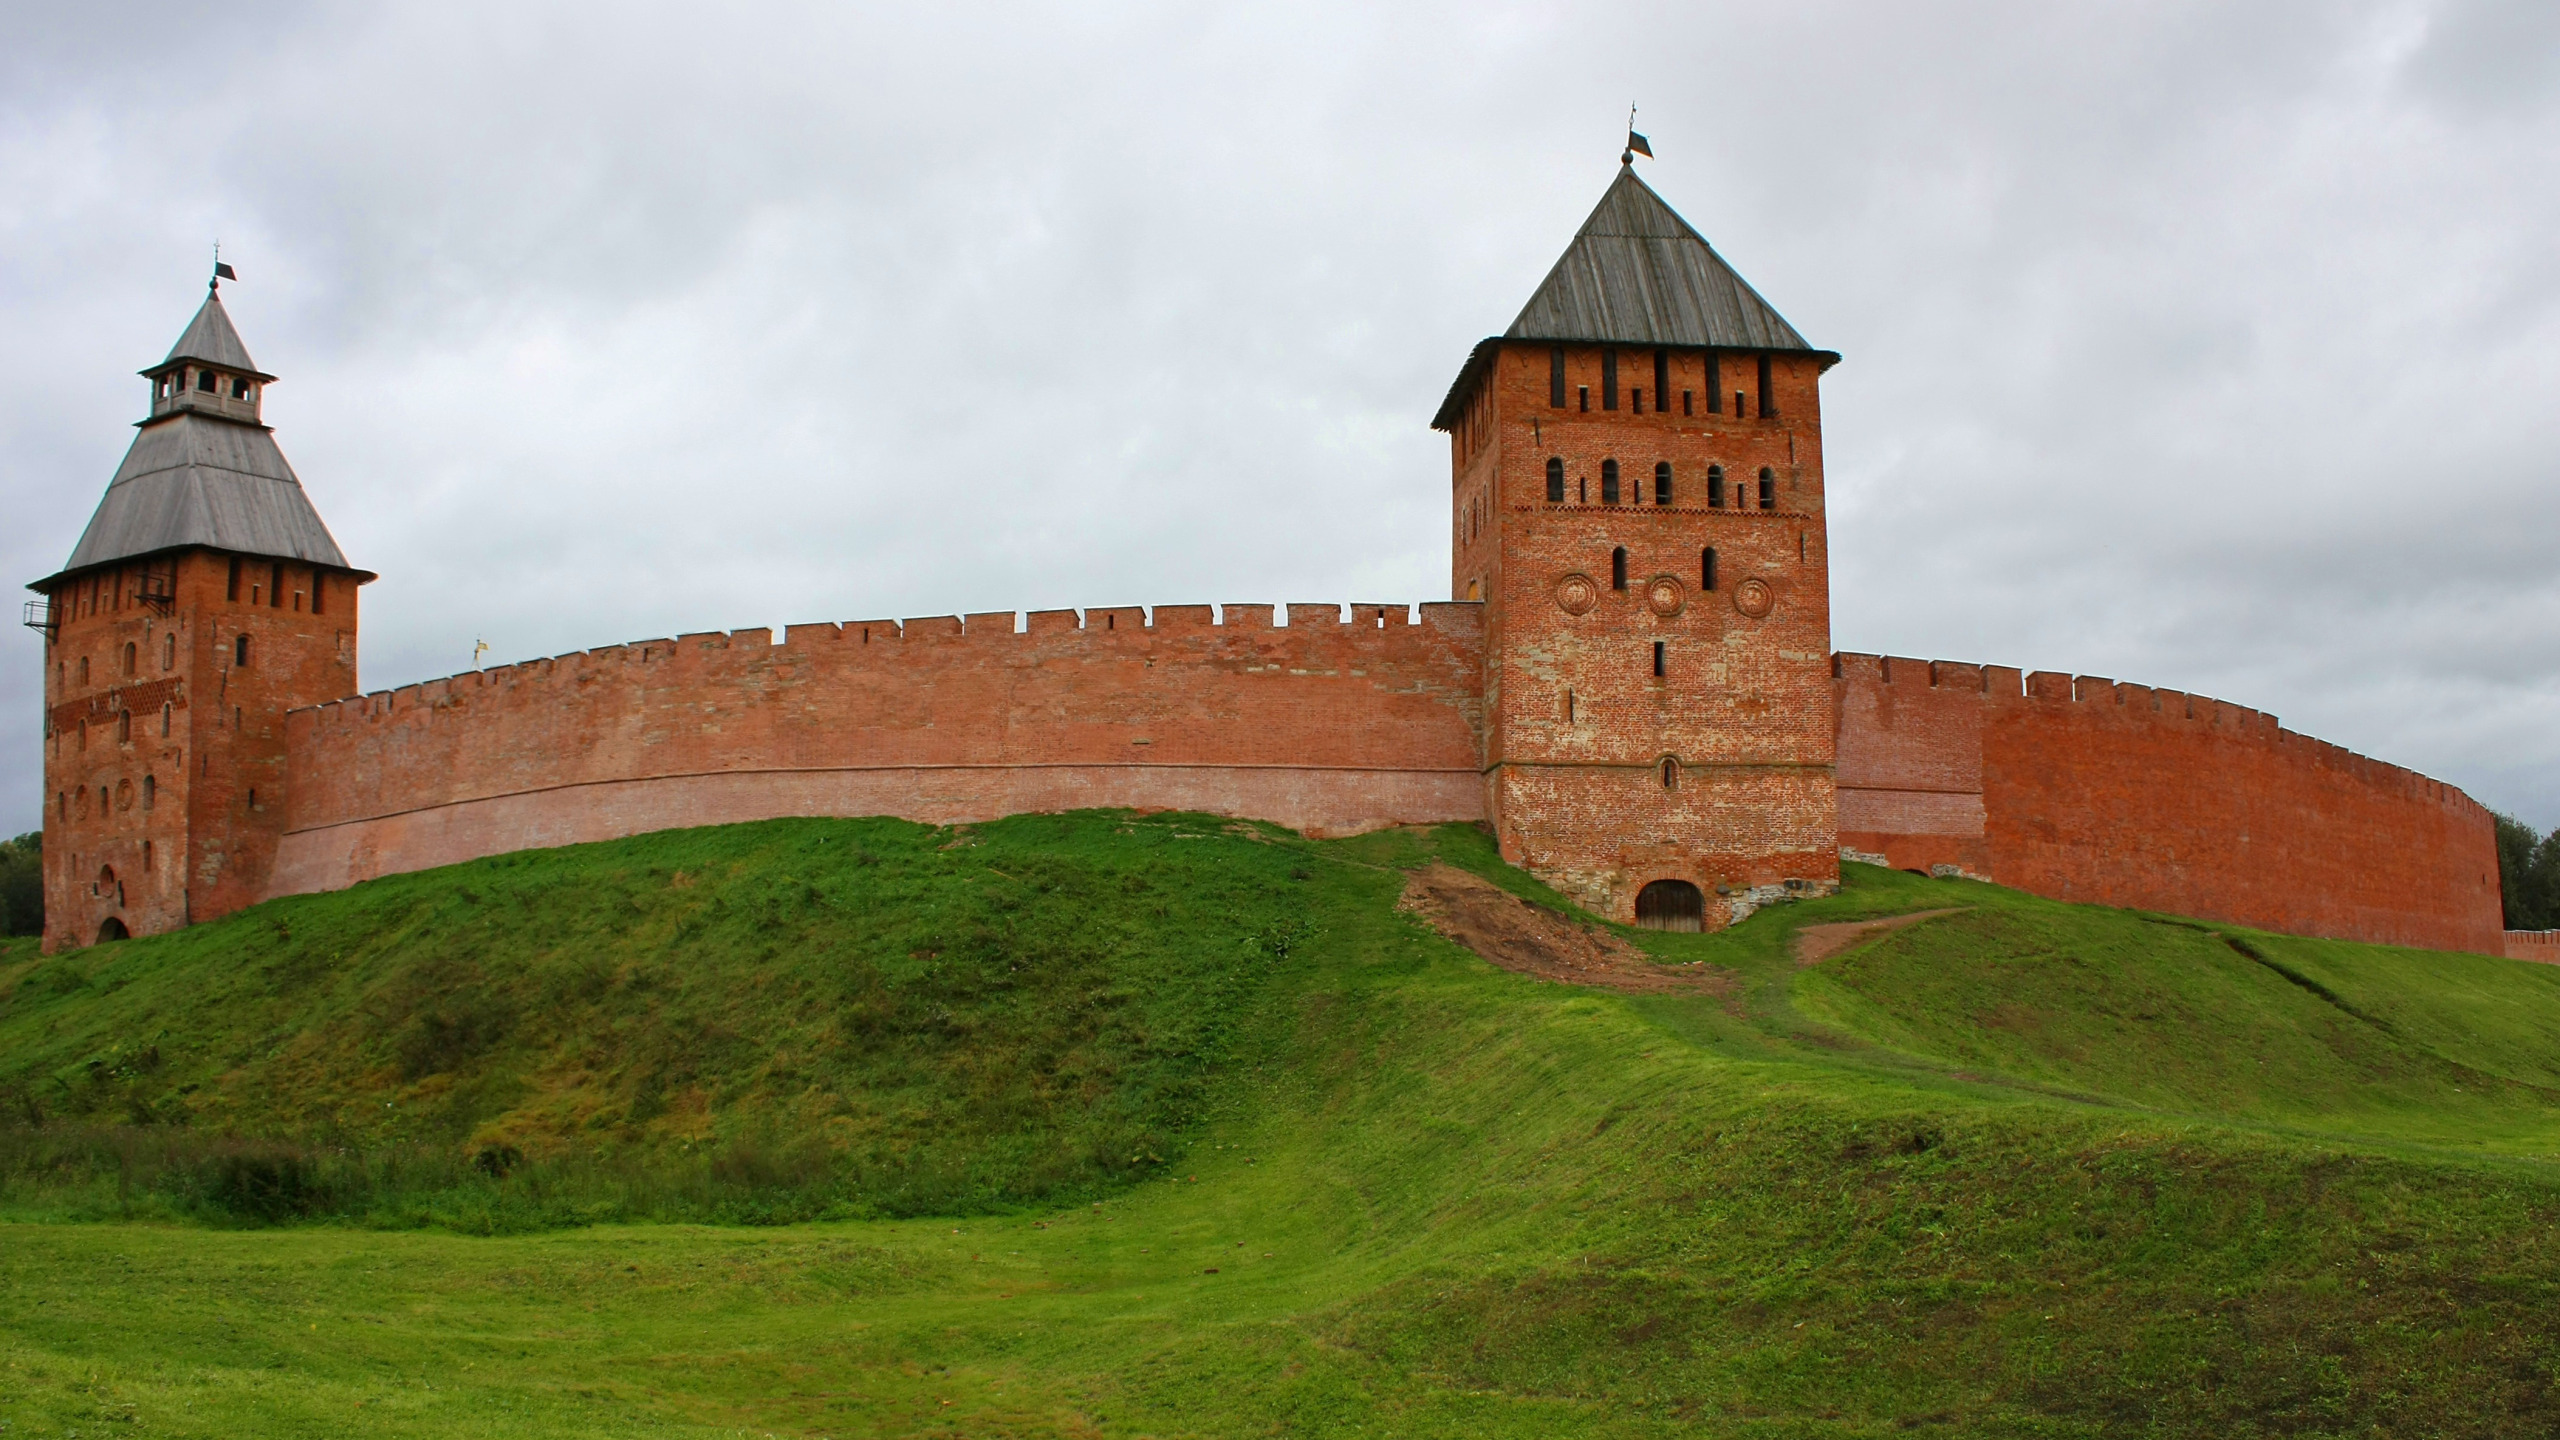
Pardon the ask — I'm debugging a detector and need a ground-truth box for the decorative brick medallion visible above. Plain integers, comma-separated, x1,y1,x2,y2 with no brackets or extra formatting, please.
1733,577,1775,619
1553,573,1599,616
1644,576,1685,617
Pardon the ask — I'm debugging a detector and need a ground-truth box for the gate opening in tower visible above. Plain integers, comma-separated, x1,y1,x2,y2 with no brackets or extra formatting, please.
1635,879,1706,932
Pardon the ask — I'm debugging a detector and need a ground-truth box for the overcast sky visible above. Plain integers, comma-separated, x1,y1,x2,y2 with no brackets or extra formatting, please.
5,0,2557,835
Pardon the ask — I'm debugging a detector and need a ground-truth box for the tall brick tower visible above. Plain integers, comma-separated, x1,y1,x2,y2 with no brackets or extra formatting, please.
1433,162,1840,927
27,277,370,952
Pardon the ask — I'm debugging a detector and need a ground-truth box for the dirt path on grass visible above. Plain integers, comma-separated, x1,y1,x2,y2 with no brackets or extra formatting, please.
1395,863,1735,996
1792,909,1967,966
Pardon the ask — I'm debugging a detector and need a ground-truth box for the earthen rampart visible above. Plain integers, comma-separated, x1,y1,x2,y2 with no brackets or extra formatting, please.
1833,654,2505,954
267,603,1487,897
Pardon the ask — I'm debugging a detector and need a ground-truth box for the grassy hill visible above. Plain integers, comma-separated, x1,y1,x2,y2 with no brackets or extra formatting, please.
4,811,2560,1437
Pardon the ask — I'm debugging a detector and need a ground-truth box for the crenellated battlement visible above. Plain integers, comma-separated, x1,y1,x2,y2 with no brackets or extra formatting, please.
264,601,1492,901
290,602,1482,728
1831,652,2484,816
1832,650,2502,953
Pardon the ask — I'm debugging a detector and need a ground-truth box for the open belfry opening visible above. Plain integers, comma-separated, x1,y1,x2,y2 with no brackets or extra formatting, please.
1432,158,1843,921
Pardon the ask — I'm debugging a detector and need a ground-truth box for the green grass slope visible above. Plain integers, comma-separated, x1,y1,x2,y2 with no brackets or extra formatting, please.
4,814,2560,1438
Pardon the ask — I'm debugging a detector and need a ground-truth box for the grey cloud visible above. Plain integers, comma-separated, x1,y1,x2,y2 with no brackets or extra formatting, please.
6,0,2557,836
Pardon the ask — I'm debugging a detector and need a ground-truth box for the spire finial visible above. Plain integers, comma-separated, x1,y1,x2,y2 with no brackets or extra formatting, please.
210,241,237,294
1622,105,1653,167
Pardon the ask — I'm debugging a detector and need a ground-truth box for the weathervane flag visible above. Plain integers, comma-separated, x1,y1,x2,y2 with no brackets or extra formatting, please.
1626,129,1652,159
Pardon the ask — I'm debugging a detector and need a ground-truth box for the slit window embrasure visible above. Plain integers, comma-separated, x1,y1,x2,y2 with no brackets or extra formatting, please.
1702,547,1718,590
1682,389,1694,415
1611,547,1629,590
1654,349,1669,412
269,563,284,608
1708,465,1725,508
234,635,249,667
1759,467,1777,509
227,557,241,601
1578,385,1589,412
1757,353,1776,417
1661,756,1678,789
1652,641,1666,678
1550,347,1567,408
1547,457,1565,503
1602,352,1618,411
1654,462,1672,505
1601,460,1620,504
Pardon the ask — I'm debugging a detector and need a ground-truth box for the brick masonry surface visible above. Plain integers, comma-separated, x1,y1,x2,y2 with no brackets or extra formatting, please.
1453,342,1840,918
1835,653,2505,955
265,604,1487,900
2512,932,2560,965
41,551,357,953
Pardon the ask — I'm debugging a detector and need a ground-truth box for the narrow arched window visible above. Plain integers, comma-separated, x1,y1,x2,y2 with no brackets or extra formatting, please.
117,711,130,744
196,369,217,393
235,634,250,667
1611,547,1628,591
1601,460,1620,505
1546,457,1565,503
79,656,89,685
163,633,175,670
1708,465,1725,508
1759,467,1777,509
1550,347,1567,408
1654,462,1672,505
123,641,136,676
1660,757,1678,789
1702,547,1718,591
143,774,155,811
162,701,172,737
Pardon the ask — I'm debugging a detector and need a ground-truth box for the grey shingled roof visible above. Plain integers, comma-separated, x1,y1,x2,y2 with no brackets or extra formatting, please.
158,289,269,378
44,414,354,584
1433,165,1830,429
30,292,357,589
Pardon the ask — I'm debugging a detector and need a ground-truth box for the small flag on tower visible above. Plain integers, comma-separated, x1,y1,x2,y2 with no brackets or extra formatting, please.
1626,130,1652,159
213,261,237,281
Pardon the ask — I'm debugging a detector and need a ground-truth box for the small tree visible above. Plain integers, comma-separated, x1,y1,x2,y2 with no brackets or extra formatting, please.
2495,814,2560,932
0,832,40,938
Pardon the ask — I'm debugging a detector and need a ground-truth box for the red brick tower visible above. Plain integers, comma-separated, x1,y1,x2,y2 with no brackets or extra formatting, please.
27,277,370,951
1433,162,1841,927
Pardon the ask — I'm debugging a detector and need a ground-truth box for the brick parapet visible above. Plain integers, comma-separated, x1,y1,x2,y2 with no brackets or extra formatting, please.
268,603,1488,898
2510,931,2560,965
1833,651,2504,954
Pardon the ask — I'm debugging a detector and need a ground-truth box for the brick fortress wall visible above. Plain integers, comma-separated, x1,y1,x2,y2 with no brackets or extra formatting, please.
1834,654,2505,954
266,603,1486,898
